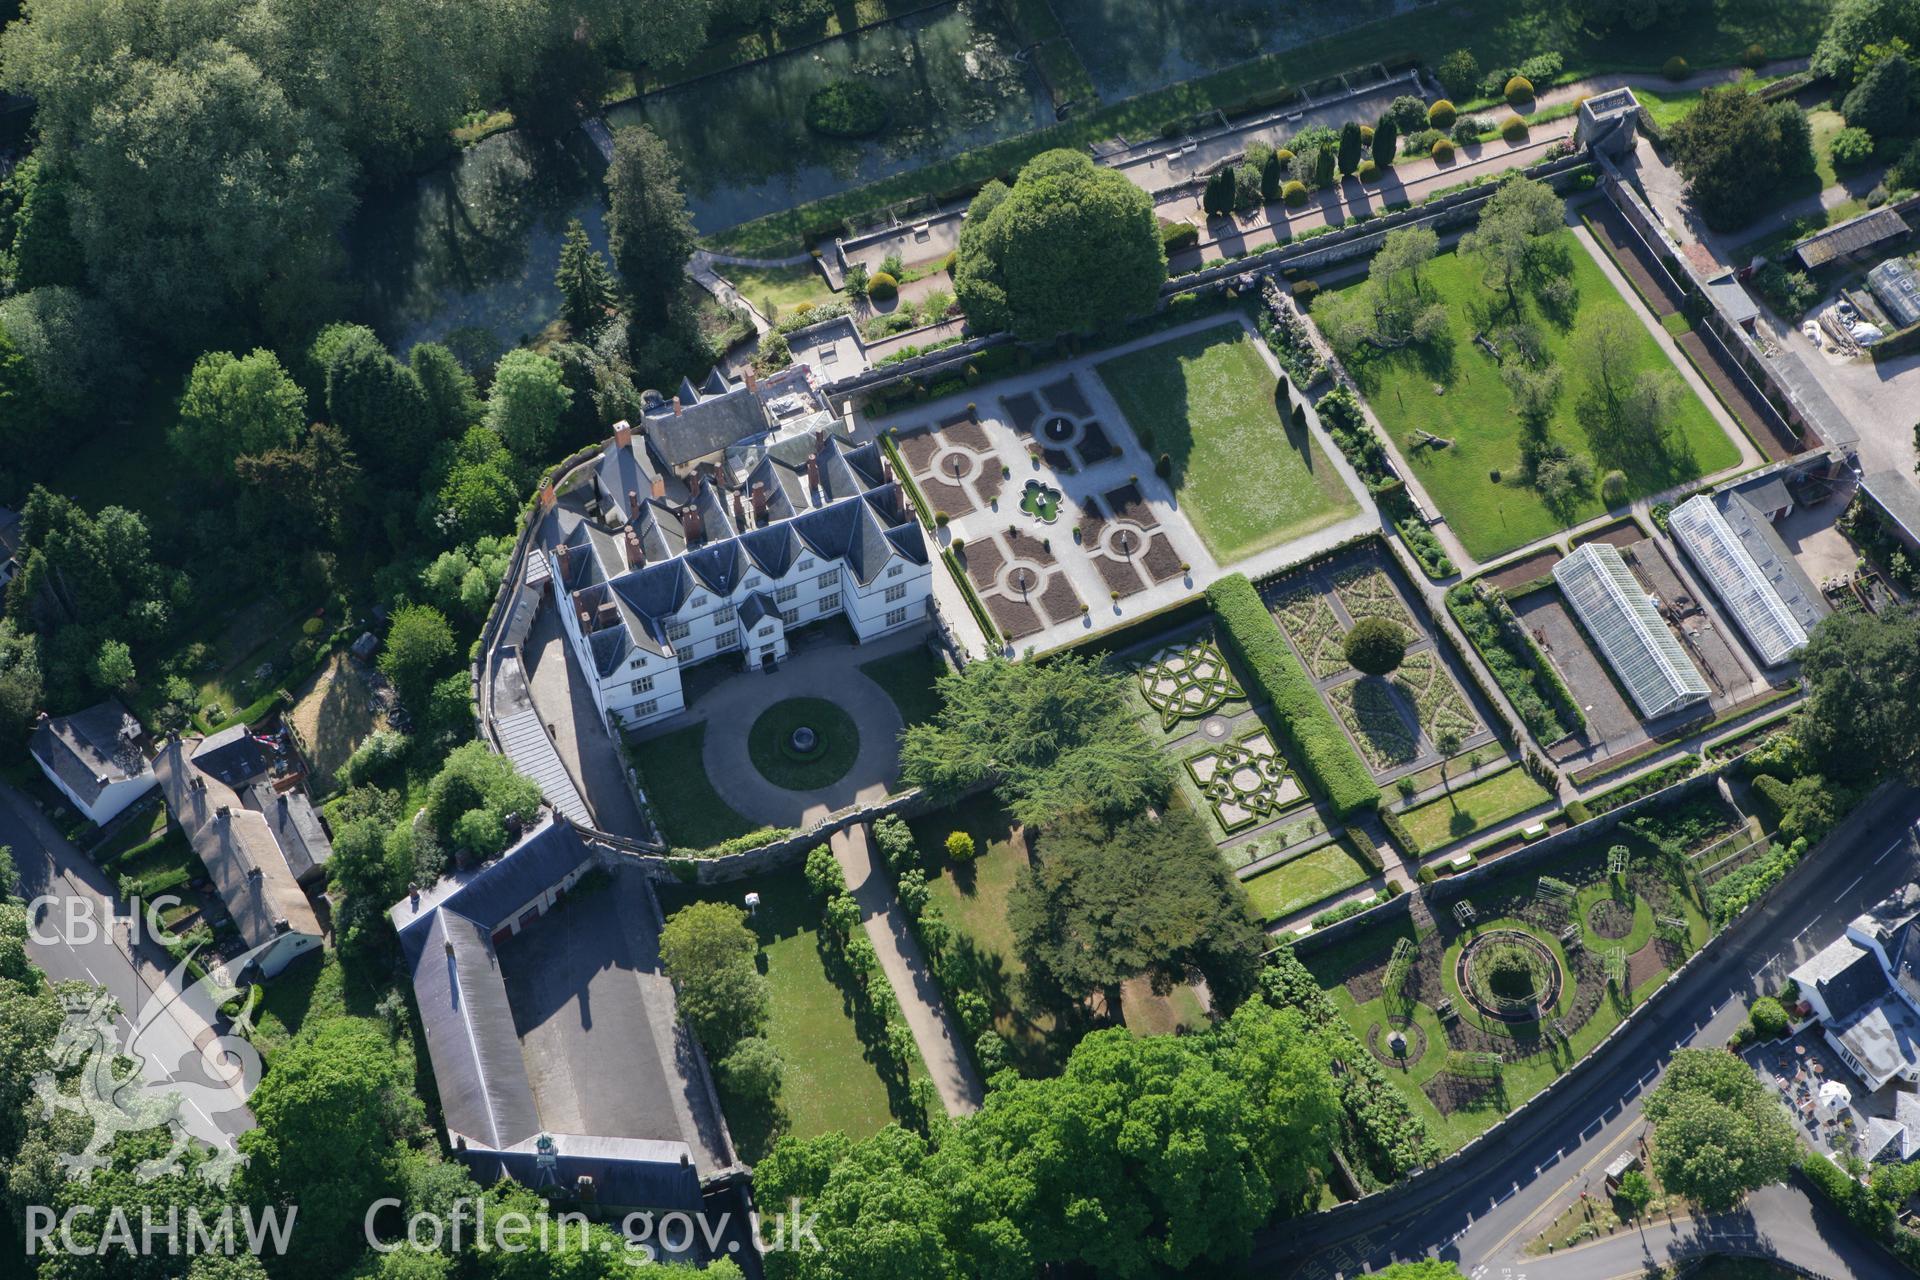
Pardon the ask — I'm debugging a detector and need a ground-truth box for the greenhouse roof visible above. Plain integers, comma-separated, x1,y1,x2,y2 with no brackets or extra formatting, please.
1552,542,1710,720
1667,494,1818,667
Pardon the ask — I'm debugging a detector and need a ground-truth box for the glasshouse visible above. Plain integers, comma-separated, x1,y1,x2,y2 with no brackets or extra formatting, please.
1668,493,1824,668
1552,542,1710,720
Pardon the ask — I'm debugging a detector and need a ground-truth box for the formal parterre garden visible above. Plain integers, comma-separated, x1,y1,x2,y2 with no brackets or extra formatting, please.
1112,613,1377,920
1300,795,1733,1151
1267,556,1497,785
1095,321,1359,564
1330,236,1742,562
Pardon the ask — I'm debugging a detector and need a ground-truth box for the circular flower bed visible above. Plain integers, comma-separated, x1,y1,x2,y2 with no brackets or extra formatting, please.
1367,1015,1428,1067
747,697,860,791
1458,928,1564,1024
1587,898,1635,940
804,80,890,138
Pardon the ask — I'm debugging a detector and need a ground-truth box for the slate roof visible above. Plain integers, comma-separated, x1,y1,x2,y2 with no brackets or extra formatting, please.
1809,942,1887,1024
247,780,330,884
400,907,542,1150
1864,471,1920,546
1795,208,1911,269
1836,996,1920,1089
457,1135,700,1212
551,431,923,661
30,701,148,807
154,736,322,951
397,817,595,939
738,590,780,633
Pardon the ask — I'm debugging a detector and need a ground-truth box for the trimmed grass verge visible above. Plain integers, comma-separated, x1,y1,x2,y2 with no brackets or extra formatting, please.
747,697,860,790
627,723,755,848
1396,764,1553,855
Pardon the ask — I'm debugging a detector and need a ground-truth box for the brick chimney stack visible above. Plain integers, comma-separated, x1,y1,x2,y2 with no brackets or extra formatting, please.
751,481,768,524
626,488,640,521
622,526,644,569
651,471,667,500
671,396,683,417
806,453,820,495
743,367,758,393
732,491,747,529
613,420,632,448
556,542,571,581
539,481,556,510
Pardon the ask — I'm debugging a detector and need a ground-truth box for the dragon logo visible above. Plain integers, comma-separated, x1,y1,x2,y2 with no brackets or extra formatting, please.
33,940,275,1187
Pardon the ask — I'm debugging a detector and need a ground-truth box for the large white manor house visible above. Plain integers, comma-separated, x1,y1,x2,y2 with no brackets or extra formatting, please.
536,365,932,730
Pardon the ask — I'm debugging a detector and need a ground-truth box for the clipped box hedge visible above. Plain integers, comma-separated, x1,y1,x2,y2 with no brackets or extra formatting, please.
1207,574,1380,818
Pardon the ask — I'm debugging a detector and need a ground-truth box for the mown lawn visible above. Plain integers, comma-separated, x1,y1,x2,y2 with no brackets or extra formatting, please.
626,723,755,848
911,797,1072,1073
858,645,946,728
1399,765,1554,854
660,867,899,1147
716,262,836,316
1240,839,1375,923
1097,323,1357,563
1336,238,1740,561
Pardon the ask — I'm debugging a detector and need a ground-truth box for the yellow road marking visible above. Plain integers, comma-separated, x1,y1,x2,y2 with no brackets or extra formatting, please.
1474,1120,1648,1263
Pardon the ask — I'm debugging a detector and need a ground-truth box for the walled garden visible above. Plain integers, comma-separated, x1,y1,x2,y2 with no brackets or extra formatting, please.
1301,795,1734,1150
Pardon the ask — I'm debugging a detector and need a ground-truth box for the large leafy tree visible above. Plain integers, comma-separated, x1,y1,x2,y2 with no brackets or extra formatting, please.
659,901,770,1057
172,349,307,479
0,622,44,755
0,287,130,429
1459,175,1567,315
900,653,1171,826
1010,809,1267,1013
2,8,355,346
1812,0,1920,86
322,326,437,480
1842,50,1913,134
4,488,179,641
1669,88,1817,230
1315,225,1448,356
606,125,697,328
1799,604,1920,782
234,422,366,550
1644,1048,1797,1211
755,1000,1340,1280
486,348,572,460
380,604,457,706
240,1017,416,1279
953,148,1166,340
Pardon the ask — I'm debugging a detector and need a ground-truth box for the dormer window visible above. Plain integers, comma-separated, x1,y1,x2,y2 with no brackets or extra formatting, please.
887,563,904,579
795,558,814,573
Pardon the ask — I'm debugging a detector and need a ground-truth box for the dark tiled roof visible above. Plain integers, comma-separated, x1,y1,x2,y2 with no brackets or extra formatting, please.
457,1138,700,1212
399,908,541,1150
644,389,769,468
30,700,146,805
399,818,594,939
1818,945,1888,1024
191,725,268,788
738,524,800,578
738,590,780,633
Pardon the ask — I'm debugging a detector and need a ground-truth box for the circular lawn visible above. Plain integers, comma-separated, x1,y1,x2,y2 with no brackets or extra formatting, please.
747,698,861,791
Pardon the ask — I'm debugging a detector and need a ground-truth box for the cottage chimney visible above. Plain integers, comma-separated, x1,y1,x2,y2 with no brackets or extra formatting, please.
688,504,705,544
806,453,821,494
743,367,758,393
813,429,826,453
613,420,632,448
671,396,683,417
539,481,556,510
650,471,667,500
556,542,571,580
626,488,640,521
881,456,895,485
444,939,455,957
751,482,768,524
216,805,231,821
622,526,645,569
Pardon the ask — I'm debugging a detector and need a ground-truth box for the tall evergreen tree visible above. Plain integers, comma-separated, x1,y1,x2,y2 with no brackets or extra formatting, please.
606,126,696,327
1338,121,1364,176
555,217,617,335
1372,116,1399,168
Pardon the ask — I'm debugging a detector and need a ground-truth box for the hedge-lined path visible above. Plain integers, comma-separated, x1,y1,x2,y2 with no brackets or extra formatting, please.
831,823,985,1116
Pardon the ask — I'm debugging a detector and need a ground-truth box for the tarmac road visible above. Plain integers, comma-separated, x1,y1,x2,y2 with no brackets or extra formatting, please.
1,781,253,1149
1248,784,1920,1280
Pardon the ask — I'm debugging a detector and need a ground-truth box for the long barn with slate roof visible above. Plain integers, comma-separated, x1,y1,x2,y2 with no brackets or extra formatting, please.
538,406,932,730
